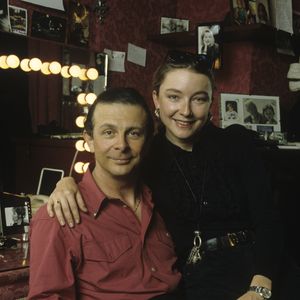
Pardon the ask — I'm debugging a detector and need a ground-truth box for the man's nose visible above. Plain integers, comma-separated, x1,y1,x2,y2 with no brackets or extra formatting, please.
114,134,128,150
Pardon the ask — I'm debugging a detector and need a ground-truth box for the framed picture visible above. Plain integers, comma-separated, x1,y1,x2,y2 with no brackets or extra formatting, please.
160,17,189,34
230,0,271,25
8,5,27,35
197,22,222,69
220,93,281,133
31,11,66,43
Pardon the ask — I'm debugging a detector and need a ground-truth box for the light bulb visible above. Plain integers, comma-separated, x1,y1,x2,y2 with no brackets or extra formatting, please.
75,140,85,151
20,58,31,72
49,61,61,74
85,93,97,105
29,57,42,71
86,67,99,80
84,142,91,152
0,55,9,69
41,62,51,75
79,68,88,81
75,115,86,128
83,162,89,172
69,65,81,77
77,93,87,105
6,54,20,68
74,162,84,174
61,65,71,78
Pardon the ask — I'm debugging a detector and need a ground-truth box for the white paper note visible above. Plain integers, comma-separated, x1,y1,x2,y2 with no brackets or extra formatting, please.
104,49,125,72
127,43,146,67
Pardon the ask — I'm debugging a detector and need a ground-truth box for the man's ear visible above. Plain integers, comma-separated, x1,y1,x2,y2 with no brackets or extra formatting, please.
152,90,160,110
83,131,95,153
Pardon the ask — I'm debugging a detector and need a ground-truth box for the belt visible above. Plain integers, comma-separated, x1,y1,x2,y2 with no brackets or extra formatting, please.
201,230,254,253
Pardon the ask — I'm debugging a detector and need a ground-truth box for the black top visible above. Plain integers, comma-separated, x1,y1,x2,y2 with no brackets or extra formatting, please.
143,122,282,278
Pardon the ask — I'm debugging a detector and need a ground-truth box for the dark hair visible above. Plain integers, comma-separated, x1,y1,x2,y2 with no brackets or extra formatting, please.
152,50,215,93
263,105,275,115
84,87,154,140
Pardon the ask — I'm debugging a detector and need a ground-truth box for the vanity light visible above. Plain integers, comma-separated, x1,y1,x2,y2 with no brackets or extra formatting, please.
85,93,97,105
74,161,89,174
49,61,62,74
0,55,9,69
79,68,88,81
69,65,81,77
75,140,85,152
61,65,71,78
29,57,42,71
74,162,85,174
6,54,20,68
77,93,87,105
20,58,31,72
86,67,99,80
75,115,86,128
41,62,51,75
83,142,90,152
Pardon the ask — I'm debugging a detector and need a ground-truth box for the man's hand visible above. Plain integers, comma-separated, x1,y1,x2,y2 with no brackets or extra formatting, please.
47,177,87,227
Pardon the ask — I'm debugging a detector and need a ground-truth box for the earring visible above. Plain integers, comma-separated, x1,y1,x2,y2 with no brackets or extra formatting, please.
154,108,160,118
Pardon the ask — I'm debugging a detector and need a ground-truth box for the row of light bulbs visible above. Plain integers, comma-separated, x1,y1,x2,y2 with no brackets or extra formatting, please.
0,54,99,80
74,92,96,174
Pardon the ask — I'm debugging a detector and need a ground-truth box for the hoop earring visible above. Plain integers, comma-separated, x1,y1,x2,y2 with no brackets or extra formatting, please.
154,108,160,119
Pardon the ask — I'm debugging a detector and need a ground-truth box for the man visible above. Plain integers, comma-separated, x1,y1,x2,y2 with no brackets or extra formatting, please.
28,87,181,300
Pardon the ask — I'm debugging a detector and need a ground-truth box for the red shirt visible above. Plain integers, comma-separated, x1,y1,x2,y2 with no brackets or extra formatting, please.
28,169,181,300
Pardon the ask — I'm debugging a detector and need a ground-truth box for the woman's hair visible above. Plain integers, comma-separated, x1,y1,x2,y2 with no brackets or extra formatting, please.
262,104,274,115
84,87,154,140
152,51,215,94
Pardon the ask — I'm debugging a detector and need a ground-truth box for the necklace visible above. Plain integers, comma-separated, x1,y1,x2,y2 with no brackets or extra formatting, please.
133,197,142,213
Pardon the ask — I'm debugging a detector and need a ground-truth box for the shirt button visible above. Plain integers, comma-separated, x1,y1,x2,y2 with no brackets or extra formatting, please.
165,232,170,237
151,267,156,272
123,204,127,208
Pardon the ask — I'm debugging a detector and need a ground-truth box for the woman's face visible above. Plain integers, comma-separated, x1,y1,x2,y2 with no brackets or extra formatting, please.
203,31,214,46
153,69,212,150
264,108,274,120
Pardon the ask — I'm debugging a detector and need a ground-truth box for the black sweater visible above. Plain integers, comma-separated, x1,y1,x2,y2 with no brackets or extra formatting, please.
143,122,282,278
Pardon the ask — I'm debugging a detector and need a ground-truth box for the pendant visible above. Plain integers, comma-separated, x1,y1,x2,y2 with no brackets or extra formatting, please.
186,230,202,265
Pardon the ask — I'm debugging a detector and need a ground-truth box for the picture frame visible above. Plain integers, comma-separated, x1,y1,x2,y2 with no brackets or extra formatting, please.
220,93,281,133
31,11,66,43
160,17,189,34
197,22,222,69
230,0,271,26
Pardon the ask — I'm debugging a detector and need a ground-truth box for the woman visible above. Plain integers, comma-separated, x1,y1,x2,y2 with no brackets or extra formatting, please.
199,28,220,69
48,51,282,300
262,105,276,124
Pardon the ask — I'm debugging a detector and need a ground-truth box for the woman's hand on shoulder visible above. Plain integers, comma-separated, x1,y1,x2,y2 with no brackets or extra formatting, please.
47,177,87,227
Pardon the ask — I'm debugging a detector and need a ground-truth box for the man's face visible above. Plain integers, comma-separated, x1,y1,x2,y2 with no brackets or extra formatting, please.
84,103,147,179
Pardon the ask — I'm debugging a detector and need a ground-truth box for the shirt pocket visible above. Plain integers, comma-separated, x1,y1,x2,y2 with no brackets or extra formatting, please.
84,234,132,263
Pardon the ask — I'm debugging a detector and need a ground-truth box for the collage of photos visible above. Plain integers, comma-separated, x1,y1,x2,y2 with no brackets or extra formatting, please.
231,0,271,26
220,93,281,135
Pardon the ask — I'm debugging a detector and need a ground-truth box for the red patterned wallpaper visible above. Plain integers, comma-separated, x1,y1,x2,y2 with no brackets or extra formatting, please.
8,0,300,130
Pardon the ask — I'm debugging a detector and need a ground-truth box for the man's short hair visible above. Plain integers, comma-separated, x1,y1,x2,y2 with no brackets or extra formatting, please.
84,87,154,140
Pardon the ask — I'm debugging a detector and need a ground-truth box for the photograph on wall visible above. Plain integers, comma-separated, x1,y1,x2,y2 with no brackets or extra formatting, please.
31,11,66,42
230,0,271,25
68,0,89,46
0,0,11,32
197,22,222,69
220,93,281,133
160,17,189,34
256,0,271,25
8,5,27,35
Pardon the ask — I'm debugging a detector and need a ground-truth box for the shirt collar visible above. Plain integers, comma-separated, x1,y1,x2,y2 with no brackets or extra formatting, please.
78,163,154,218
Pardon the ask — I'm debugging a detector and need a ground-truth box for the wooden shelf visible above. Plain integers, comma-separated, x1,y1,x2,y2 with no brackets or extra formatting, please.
148,24,278,47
